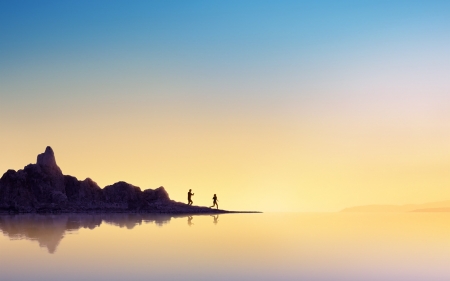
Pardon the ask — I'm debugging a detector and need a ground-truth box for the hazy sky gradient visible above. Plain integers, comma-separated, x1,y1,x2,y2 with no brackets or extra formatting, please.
1,1,450,211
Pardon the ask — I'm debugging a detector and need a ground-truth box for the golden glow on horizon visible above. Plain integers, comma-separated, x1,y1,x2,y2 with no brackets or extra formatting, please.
1,97,449,212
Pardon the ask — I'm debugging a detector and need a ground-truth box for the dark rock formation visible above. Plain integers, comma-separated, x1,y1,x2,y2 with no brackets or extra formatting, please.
37,146,62,175
0,147,230,214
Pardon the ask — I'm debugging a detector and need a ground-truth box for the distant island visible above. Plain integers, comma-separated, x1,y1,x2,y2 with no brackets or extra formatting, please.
0,147,257,214
341,201,450,213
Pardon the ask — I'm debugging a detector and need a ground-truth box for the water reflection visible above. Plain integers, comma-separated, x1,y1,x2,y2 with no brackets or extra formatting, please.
211,215,219,225
1,213,450,281
0,213,192,253
187,216,194,226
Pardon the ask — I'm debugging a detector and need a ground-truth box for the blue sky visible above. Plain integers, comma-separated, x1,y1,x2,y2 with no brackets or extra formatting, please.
2,1,449,71
2,0,450,106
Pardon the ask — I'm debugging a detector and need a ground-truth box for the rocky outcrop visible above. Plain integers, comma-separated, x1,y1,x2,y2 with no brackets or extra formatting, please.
0,147,227,214
37,146,62,175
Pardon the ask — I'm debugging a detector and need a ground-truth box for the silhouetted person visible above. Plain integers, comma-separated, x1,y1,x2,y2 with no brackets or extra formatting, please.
187,216,194,226
210,194,218,209
211,215,219,225
188,189,194,205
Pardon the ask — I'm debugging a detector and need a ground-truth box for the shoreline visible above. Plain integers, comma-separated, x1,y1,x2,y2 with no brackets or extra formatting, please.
0,209,262,215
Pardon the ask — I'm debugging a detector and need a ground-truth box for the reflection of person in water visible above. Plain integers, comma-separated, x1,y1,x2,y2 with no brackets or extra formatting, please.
210,194,219,209
212,215,219,225
187,216,194,226
188,189,194,205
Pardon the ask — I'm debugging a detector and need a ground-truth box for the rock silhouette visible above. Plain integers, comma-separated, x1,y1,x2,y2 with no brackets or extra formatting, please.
0,147,229,214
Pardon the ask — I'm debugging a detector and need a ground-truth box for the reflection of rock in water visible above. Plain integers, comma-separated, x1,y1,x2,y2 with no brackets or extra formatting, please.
0,214,187,253
0,215,70,254
102,214,175,229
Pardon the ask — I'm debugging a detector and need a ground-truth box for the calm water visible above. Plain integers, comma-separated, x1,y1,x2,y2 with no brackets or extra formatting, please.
1,213,450,281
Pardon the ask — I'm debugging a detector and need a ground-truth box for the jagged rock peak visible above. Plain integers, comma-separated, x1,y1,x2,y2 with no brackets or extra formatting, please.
36,146,61,173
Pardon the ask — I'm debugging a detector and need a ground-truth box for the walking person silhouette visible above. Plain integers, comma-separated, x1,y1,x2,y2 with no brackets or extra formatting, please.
188,189,194,205
210,194,219,209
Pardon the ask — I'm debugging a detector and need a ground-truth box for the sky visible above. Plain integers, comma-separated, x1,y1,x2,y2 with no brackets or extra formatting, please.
1,0,450,212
